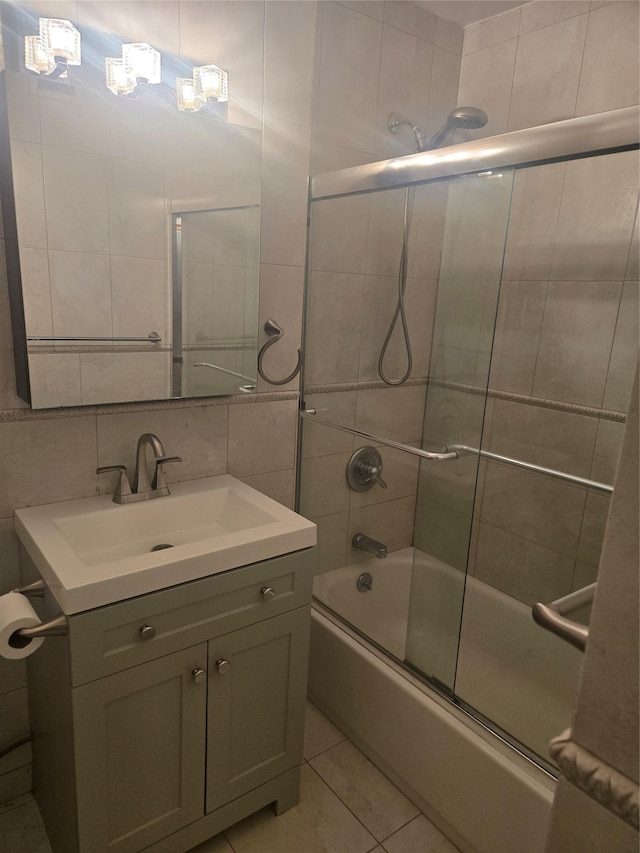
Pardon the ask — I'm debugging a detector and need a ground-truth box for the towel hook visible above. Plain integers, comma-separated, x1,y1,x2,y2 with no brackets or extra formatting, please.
257,319,303,386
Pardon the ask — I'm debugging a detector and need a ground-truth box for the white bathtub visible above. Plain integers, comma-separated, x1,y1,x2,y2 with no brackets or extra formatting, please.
309,548,584,853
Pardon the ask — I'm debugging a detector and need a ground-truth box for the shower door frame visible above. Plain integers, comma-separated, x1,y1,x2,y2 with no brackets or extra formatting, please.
298,104,639,768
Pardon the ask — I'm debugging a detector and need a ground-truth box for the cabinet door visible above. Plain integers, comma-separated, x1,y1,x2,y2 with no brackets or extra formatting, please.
72,644,207,853
206,607,310,813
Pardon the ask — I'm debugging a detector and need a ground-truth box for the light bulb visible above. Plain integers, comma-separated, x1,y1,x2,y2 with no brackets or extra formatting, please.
122,43,161,85
24,34,57,74
39,18,81,65
176,78,205,112
193,64,229,103
105,57,136,96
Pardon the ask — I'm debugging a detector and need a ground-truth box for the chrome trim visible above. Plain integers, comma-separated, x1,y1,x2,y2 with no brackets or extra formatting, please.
310,107,639,200
193,362,255,383
27,333,161,343
15,614,68,639
532,583,596,652
172,215,183,395
300,410,458,461
450,445,613,495
11,579,45,597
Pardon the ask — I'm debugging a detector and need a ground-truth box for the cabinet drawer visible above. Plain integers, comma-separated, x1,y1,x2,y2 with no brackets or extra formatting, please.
68,548,316,686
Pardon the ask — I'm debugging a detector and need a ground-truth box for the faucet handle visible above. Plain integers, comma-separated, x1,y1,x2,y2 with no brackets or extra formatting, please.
152,456,182,491
97,465,132,504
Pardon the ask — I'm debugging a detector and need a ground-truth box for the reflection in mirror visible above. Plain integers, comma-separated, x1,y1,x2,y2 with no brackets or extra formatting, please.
172,206,260,397
0,62,261,408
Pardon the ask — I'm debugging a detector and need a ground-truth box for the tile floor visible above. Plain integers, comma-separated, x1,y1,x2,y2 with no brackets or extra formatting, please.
0,701,460,853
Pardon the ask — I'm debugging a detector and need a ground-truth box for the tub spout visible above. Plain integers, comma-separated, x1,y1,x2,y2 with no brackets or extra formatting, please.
352,533,387,559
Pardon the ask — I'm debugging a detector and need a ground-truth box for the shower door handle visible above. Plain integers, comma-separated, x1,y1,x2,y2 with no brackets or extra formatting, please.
532,583,596,652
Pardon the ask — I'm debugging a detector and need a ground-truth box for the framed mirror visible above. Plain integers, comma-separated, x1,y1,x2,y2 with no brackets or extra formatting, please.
0,14,261,409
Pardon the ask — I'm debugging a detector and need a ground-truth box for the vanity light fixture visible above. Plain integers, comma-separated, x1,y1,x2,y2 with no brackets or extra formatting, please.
122,42,161,85
193,63,229,103
24,17,81,78
176,63,229,113
105,42,161,96
105,57,135,96
176,77,205,112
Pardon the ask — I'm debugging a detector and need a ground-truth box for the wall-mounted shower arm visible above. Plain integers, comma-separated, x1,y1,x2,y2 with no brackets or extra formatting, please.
388,113,427,153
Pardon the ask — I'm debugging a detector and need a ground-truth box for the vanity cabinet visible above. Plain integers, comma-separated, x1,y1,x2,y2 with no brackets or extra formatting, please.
25,548,316,853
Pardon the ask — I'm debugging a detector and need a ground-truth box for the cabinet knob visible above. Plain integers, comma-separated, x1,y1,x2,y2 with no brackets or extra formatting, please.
192,668,207,685
261,586,276,602
139,624,156,641
215,659,230,675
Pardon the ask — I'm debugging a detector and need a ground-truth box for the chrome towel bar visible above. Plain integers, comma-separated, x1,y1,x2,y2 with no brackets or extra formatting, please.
300,410,458,461
450,445,613,495
532,583,596,651
27,332,161,343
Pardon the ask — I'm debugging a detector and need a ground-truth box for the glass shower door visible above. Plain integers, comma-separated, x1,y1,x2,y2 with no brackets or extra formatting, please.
405,169,515,693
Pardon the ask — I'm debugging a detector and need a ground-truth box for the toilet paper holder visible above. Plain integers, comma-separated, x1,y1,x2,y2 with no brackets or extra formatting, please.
14,613,68,640
10,580,68,640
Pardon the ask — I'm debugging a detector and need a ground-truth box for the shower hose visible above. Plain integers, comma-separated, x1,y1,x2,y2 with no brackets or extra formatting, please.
378,185,414,385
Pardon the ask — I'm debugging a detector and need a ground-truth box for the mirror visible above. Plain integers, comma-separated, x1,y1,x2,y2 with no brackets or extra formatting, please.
0,67,261,408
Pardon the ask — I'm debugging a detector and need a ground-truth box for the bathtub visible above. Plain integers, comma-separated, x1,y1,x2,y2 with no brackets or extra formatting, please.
308,548,583,853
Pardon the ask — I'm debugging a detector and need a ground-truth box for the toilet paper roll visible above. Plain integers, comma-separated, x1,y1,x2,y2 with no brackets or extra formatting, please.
0,592,45,660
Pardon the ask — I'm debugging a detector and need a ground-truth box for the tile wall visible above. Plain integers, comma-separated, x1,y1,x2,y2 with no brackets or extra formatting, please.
456,1,640,605
301,1,464,571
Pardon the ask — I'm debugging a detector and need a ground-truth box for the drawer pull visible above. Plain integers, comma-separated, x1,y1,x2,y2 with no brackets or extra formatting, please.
192,668,207,685
261,586,276,602
139,624,156,642
215,659,230,675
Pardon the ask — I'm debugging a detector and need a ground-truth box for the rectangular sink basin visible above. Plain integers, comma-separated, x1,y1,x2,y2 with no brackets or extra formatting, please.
15,475,316,614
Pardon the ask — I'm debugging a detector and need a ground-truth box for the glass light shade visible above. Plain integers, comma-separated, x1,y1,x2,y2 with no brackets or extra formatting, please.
24,35,57,74
194,64,229,103
176,77,205,112
122,43,161,84
105,57,136,96
39,18,81,65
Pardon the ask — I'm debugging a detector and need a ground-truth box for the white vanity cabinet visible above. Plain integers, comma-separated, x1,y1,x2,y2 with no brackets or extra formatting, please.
25,548,316,853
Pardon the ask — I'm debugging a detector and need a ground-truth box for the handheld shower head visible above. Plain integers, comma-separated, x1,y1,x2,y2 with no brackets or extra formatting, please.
420,106,488,151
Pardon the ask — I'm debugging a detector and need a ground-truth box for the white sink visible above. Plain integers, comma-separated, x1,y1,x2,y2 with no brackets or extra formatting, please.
15,476,316,614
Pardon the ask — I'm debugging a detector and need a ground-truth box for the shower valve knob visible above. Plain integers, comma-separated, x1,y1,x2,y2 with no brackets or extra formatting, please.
347,447,387,492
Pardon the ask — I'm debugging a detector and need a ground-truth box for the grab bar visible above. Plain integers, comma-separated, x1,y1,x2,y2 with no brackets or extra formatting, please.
27,332,162,343
532,583,596,651
449,445,613,495
301,410,458,461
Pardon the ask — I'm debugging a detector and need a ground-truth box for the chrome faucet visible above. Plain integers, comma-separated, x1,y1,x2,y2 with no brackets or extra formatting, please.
352,533,387,559
97,433,182,504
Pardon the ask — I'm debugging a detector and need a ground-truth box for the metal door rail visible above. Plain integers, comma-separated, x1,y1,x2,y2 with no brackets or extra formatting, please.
310,106,639,200
532,583,596,651
27,333,161,343
449,445,613,494
300,410,458,461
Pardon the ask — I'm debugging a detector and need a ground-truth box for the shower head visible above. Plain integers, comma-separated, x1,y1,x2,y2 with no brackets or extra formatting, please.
420,106,488,151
